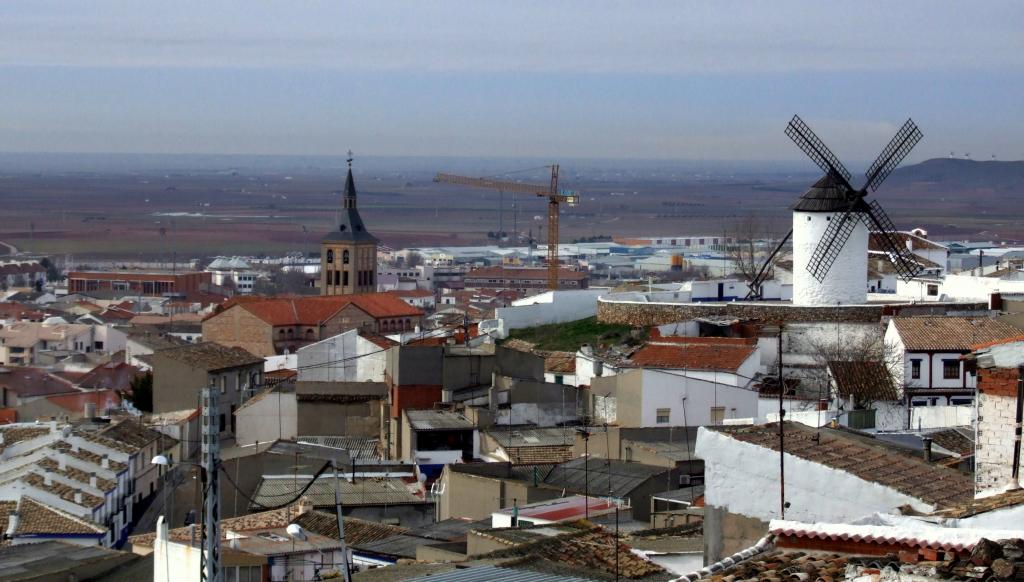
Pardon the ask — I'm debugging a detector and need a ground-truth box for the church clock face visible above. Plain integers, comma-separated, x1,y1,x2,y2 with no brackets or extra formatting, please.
326,249,334,263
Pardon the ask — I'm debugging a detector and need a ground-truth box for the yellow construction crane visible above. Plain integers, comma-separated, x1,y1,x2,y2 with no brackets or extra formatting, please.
434,165,580,290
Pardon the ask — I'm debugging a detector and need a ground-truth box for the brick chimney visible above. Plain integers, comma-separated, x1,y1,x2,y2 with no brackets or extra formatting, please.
974,347,1024,494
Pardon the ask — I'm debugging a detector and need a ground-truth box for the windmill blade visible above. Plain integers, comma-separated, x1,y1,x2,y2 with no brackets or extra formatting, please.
805,206,861,282
864,118,922,192
863,199,924,281
785,115,853,187
745,229,792,299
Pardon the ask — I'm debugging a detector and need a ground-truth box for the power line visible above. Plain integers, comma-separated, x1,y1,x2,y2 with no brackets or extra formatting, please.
219,460,331,511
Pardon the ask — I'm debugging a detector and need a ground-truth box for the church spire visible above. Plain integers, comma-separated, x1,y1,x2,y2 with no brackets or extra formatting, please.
344,150,357,210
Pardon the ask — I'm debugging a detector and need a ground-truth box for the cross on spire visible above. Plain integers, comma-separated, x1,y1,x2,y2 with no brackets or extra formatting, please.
347,150,354,169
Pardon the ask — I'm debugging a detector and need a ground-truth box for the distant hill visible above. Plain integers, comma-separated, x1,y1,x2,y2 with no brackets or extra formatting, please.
886,158,1024,191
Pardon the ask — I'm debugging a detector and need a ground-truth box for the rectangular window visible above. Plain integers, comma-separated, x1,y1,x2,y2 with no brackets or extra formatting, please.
927,284,939,296
220,376,226,394
911,359,921,380
711,406,725,425
656,408,670,424
343,270,349,286
218,413,226,433
942,359,960,380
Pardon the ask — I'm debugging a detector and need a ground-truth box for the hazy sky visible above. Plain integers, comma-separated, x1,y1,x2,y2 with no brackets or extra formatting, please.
1,1,1022,162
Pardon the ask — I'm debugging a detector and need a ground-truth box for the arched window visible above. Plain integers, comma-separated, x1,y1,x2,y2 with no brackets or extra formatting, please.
305,329,314,339
326,249,334,263
278,329,285,338
287,328,294,337
343,250,350,264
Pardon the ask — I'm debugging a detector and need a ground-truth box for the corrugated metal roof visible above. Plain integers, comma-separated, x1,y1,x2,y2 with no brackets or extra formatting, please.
405,409,475,431
405,565,595,582
250,477,426,509
488,427,575,448
296,436,381,461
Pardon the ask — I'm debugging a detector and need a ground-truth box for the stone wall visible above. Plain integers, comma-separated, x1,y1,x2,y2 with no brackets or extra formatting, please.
976,366,1022,492
597,297,990,327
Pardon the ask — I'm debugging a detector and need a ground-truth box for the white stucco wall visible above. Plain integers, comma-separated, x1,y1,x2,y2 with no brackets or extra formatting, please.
638,370,758,427
235,391,297,446
696,427,937,523
297,330,386,383
792,210,868,306
496,289,608,331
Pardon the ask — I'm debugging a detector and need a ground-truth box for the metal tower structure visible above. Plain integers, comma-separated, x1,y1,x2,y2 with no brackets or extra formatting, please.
200,384,221,582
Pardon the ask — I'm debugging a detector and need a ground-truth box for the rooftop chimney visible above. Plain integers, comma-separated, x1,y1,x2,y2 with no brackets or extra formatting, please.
73,491,82,505
43,469,53,486
923,436,933,463
5,511,18,537
100,455,109,469
89,472,98,489
49,420,58,434
58,454,67,471
298,496,314,515
70,441,79,453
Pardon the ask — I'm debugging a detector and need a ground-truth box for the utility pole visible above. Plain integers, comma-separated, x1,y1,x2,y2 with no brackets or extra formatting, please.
777,324,786,520
331,459,352,582
200,384,221,582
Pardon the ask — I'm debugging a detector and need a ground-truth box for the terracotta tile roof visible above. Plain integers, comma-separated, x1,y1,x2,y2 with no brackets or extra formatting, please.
23,472,103,508
359,330,399,349
153,342,263,371
0,368,77,399
465,267,588,281
75,362,141,391
294,510,408,545
505,445,574,464
51,441,128,473
712,423,974,509
214,293,422,326
869,231,948,253
649,329,757,346
891,317,1023,352
382,289,435,298
37,458,117,492
482,525,664,579
99,419,172,450
828,361,900,402
0,426,50,455
927,428,974,458
75,430,137,454
544,352,576,374
129,503,313,548
44,390,122,415
626,340,756,372
929,489,1024,519
0,497,105,536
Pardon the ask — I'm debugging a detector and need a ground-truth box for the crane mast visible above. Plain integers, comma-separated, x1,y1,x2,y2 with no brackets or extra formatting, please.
435,165,579,290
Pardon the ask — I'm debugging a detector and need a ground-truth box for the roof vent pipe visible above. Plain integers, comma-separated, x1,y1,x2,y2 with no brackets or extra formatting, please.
922,436,933,463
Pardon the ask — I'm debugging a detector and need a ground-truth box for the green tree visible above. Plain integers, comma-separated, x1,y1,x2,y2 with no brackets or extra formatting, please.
39,257,64,282
129,372,153,412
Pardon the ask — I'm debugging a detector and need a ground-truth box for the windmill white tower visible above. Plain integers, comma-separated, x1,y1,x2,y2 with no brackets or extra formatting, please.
792,174,870,305
745,116,925,305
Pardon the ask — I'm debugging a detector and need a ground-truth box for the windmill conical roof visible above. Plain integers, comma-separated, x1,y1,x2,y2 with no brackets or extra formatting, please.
792,173,854,212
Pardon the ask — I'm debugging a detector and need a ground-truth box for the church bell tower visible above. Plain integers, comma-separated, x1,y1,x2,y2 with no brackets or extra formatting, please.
321,153,378,295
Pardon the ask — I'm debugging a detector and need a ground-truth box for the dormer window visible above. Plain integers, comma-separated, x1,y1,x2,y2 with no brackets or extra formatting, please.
326,250,334,263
